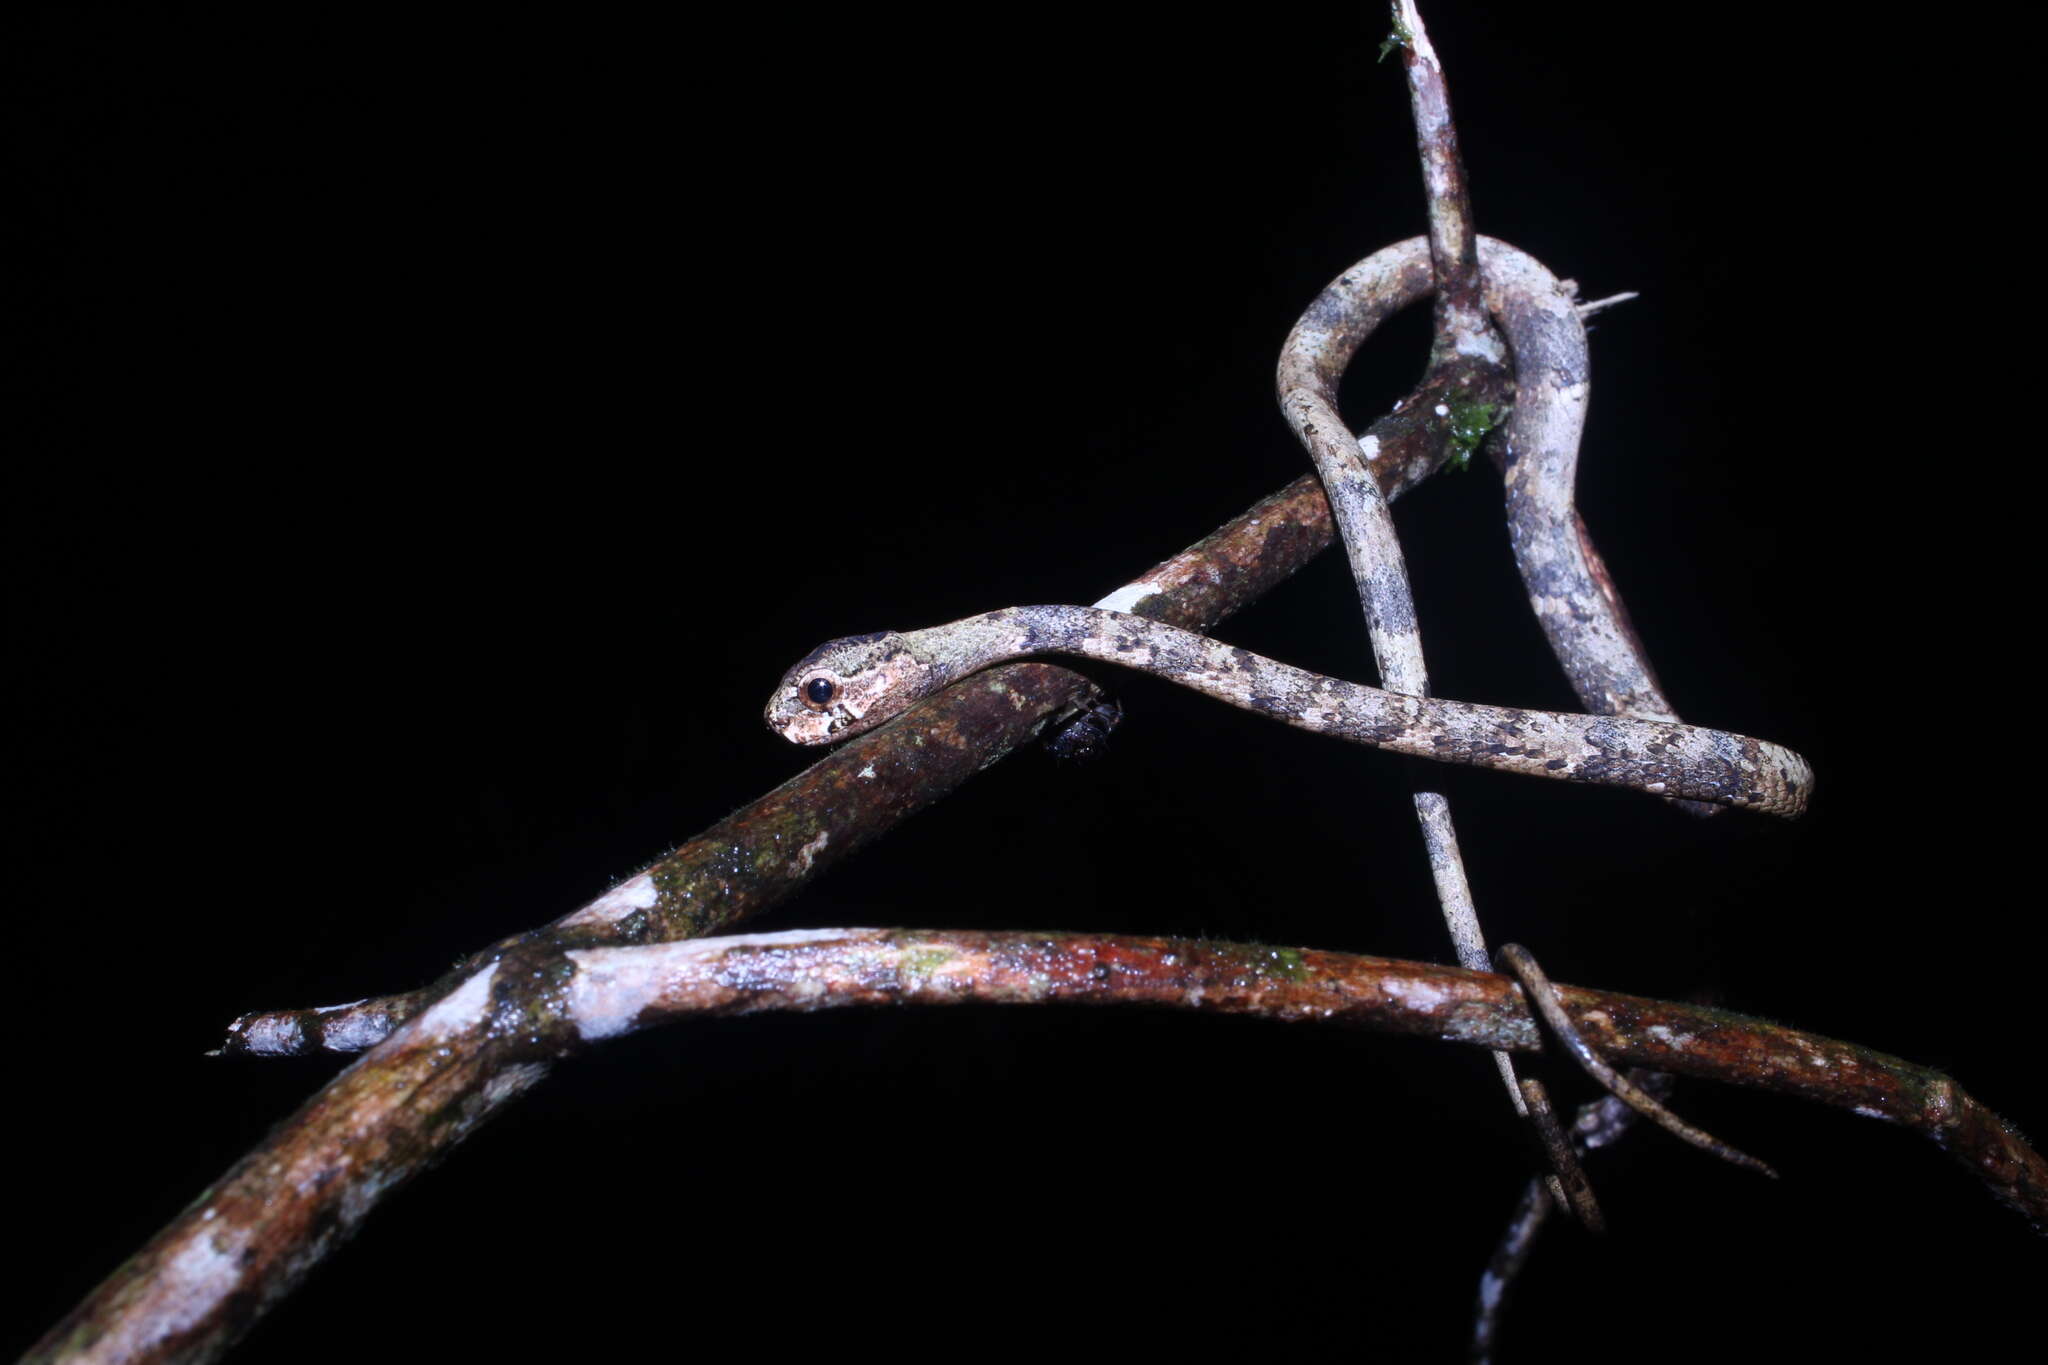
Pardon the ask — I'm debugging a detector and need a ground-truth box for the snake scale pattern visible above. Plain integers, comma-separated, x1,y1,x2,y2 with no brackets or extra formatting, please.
766,604,1810,818
767,232,1809,824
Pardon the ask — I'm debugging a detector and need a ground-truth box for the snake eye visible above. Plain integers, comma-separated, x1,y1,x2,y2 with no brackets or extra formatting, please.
802,676,837,709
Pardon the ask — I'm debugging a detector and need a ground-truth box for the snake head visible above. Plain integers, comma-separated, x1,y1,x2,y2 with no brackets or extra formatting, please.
765,630,931,745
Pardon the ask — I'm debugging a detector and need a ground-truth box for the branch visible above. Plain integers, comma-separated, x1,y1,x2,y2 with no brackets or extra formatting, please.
226,462,1478,1058
30,929,2041,1362
551,930,2044,1228
1392,0,1496,372
229,11,1529,1063
59,198,1535,1360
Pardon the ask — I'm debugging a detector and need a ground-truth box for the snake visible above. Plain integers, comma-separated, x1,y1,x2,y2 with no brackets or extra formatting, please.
1281,235,1685,727
765,234,1811,821
1276,233,1714,975
765,603,1809,817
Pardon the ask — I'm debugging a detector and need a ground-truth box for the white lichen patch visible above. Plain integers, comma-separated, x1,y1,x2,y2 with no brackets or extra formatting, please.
1380,977,1451,1011
234,1014,302,1056
858,763,876,780
412,963,500,1042
560,871,659,927
713,926,865,948
791,831,830,877
1093,581,1161,613
322,1011,391,1053
564,928,874,1041
1645,1023,1695,1050
96,1223,251,1360
563,949,671,1042
1358,433,1382,462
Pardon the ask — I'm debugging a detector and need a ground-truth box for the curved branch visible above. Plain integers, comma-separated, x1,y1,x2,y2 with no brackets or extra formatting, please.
32,929,2039,1362
551,928,2045,1232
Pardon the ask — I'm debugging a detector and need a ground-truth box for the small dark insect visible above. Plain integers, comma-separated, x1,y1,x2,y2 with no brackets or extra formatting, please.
1042,696,1124,764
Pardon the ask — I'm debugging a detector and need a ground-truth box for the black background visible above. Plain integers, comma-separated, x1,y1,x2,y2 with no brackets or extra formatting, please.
9,3,2039,1359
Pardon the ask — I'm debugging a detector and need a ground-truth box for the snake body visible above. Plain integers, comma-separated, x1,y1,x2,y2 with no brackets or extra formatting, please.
767,236,1810,823
765,604,1810,818
1282,235,1682,723
1270,234,1699,976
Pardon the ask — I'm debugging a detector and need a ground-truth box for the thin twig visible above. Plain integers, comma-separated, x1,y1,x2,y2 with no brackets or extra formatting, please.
1500,943,1776,1178
1380,0,1529,1132
1471,1070,1677,1362
1393,0,1498,372
1574,289,1638,319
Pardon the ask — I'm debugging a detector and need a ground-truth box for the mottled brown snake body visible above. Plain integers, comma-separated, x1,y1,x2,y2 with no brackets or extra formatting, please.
765,603,1810,818
766,236,1809,820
